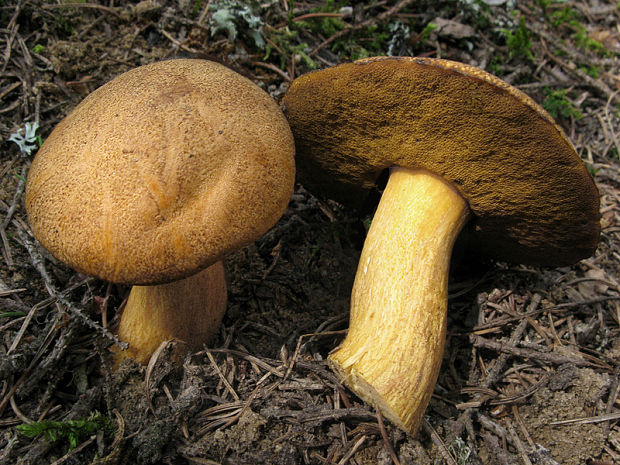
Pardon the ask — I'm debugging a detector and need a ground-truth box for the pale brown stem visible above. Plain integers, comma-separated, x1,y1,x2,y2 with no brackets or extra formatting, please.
115,261,227,365
328,168,469,434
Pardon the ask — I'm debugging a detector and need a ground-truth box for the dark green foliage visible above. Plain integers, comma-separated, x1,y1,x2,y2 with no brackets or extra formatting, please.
542,88,583,120
17,412,113,451
501,16,534,60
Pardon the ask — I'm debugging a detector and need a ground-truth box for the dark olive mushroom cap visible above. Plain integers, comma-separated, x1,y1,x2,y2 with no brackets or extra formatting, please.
282,56,600,266
26,59,295,284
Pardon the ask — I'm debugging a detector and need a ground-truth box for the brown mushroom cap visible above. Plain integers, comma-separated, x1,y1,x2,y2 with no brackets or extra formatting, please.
26,59,295,284
282,56,600,266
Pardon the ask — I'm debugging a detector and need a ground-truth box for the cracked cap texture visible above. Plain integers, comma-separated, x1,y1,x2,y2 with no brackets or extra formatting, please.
26,59,295,284
282,56,600,266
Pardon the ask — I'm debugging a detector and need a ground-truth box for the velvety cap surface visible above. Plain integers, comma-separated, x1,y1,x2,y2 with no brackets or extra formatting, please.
27,59,295,284
282,56,600,266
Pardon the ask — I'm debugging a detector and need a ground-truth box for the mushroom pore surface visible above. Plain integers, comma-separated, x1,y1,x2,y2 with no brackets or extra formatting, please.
282,56,599,266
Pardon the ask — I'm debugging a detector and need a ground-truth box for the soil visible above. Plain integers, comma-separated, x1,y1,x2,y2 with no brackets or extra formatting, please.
1,1,619,464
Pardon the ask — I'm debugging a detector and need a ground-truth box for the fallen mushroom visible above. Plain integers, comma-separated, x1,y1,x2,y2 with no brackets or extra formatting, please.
26,59,295,364
282,56,600,434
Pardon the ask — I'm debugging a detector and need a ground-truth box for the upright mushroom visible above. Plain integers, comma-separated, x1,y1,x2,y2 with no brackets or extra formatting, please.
282,56,600,434
26,59,295,364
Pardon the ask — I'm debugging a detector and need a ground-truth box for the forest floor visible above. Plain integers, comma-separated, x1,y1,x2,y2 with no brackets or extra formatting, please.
1,0,619,464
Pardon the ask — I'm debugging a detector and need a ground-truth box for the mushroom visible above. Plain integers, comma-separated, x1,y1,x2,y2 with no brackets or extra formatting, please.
26,59,295,364
282,56,600,434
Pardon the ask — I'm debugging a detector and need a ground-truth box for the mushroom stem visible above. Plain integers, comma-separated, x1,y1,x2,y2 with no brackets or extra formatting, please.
328,167,469,433
115,261,227,365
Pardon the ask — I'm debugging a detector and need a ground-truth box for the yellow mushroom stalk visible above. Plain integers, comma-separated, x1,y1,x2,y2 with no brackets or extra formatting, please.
329,168,469,432
115,262,227,365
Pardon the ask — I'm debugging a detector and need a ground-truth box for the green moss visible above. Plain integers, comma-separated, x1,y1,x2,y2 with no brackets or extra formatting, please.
578,65,600,79
542,88,583,120
487,55,504,75
0,311,26,318
419,22,438,45
544,5,611,57
264,27,316,70
572,23,610,56
17,412,113,451
501,16,534,61
549,6,581,27
535,0,553,10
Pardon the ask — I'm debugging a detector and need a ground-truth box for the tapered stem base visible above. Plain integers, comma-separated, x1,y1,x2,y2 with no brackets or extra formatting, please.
329,168,469,433
115,261,227,365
